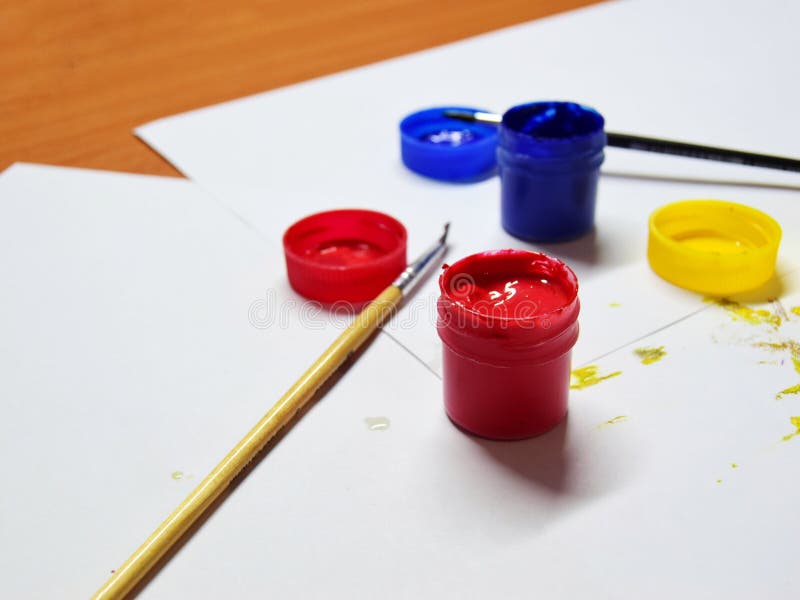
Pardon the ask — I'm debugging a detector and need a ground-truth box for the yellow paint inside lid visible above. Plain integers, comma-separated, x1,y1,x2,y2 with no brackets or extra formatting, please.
648,200,781,296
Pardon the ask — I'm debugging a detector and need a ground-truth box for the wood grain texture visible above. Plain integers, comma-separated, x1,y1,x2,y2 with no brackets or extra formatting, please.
1,0,601,176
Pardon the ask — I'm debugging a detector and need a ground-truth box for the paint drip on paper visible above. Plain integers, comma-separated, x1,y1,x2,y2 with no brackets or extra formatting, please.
634,346,667,365
570,365,622,390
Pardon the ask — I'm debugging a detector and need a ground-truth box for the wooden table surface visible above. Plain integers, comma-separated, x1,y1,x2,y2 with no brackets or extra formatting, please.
2,0,600,177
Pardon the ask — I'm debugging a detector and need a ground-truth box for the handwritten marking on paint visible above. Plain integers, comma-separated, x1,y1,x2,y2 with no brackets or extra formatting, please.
707,298,781,328
596,415,628,429
570,365,622,390
633,346,667,365
365,417,390,431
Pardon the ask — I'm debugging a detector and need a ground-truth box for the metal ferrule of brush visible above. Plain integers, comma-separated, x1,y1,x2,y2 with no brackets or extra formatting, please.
393,223,450,294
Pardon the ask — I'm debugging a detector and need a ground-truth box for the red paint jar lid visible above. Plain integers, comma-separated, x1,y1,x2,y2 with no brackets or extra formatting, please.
283,209,407,304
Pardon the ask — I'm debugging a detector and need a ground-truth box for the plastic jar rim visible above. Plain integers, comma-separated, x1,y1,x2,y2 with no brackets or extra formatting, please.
501,101,605,141
399,106,499,153
438,249,580,326
283,208,407,273
648,199,781,264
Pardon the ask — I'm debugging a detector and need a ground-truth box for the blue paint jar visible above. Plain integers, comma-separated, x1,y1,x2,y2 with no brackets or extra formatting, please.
498,101,606,243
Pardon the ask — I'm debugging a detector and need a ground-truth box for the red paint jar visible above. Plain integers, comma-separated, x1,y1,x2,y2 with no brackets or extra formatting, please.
437,250,580,440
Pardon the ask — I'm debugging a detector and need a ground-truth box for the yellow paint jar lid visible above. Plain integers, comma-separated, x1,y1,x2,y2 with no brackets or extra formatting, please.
648,199,781,296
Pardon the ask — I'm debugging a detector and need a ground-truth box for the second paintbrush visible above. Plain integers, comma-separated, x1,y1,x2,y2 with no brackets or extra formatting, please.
443,108,800,173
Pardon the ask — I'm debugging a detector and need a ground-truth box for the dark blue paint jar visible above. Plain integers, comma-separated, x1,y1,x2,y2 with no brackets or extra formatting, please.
498,101,606,243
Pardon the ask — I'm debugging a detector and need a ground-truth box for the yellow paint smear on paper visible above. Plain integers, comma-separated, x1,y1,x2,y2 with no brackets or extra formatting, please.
634,346,667,365
791,306,800,317
781,416,800,442
707,298,781,328
171,471,184,480
756,341,800,371
777,383,800,400
609,302,622,308
596,415,628,429
752,340,800,398
570,365,622,390
730,463,739,469
755,341,799,352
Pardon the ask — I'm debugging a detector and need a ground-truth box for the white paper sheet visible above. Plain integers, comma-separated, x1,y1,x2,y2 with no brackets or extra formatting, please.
139,0,800,190
136,0,800,375
0,164,438,597
2,164,799,599
144,293,800,600
5,0,800,595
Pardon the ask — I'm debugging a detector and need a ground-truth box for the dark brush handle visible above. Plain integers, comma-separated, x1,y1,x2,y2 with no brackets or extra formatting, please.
606,132,800,173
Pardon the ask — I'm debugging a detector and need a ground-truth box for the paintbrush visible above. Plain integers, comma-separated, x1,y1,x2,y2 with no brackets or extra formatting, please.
91,223,450,600
443,109,800,173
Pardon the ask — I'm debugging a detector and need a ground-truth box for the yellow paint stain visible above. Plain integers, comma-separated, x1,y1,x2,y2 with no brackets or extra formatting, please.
754,341,800,369
716,479,723,484
730,463,739,469
570,365,622,390
634,346,667,365
755,341,799,352
171,471,184,480
791,306,800,317
596,415,628,429
781,416,800,442
608,302,622,308
707,298,781,328
776,383,800,400
752,340,800,398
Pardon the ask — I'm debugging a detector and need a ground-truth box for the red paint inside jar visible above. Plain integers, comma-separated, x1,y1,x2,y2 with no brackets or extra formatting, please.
306,239,386,266
437,250,580,440
454,272,575,316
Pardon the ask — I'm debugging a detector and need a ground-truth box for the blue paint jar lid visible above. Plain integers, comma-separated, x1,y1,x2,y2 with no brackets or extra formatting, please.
399,106,498,182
